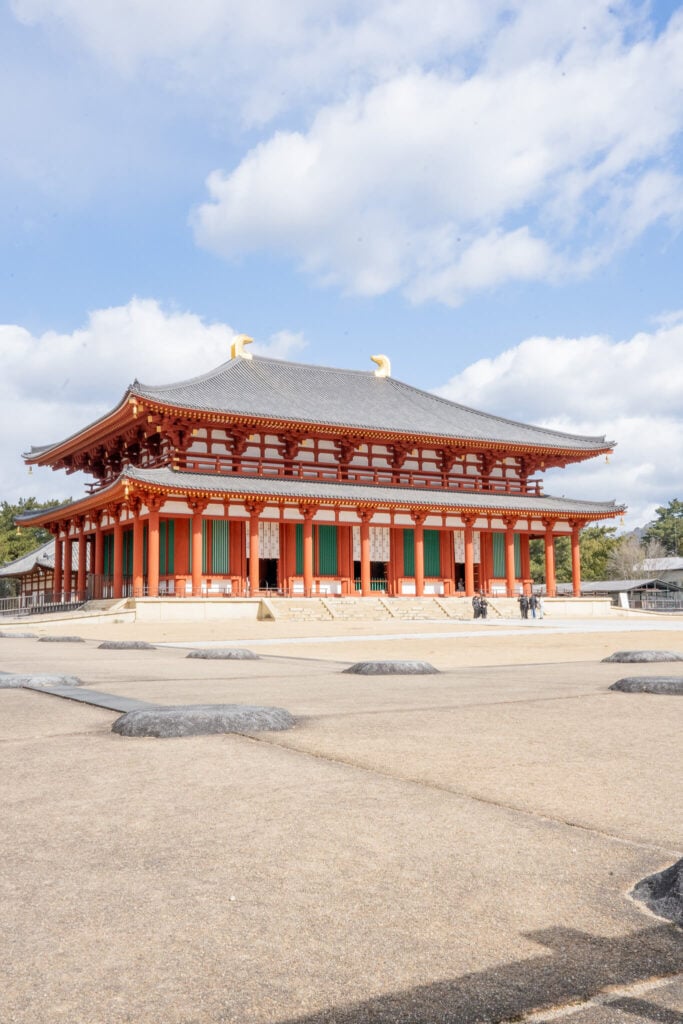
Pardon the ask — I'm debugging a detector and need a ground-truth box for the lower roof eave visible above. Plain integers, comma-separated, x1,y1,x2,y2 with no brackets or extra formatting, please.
15,467,625,525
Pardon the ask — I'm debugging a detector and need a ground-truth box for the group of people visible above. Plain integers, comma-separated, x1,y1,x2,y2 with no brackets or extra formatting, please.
472,593,488,619
518,593,543,619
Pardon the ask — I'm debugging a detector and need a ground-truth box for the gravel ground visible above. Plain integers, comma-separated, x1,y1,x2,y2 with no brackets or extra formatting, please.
1,618,681,1024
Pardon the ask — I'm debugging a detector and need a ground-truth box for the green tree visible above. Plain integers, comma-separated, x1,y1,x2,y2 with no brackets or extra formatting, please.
642,498,683,556
529,538,572,582
578,525,619,580
0,497,67,566
529,525,619,585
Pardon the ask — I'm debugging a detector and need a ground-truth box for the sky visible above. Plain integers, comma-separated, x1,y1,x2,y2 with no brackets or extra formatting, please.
2,0,683,529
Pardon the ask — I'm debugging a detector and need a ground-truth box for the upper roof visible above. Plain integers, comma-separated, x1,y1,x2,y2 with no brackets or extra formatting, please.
26,354,614,459
134,355,611,450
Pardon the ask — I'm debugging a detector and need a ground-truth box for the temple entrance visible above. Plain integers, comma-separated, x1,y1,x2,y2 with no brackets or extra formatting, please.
260,558,278,590
353,560,388,592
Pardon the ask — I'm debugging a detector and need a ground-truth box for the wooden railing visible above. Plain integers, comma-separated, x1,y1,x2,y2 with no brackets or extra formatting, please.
170,452,543,496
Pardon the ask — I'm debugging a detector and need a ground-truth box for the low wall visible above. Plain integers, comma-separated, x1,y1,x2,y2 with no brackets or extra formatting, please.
133,598,268,622
544,598,616,618
487,597,617,619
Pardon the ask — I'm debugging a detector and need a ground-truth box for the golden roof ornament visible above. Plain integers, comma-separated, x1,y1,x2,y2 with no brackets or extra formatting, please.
370,354,391,378
230,334,254,360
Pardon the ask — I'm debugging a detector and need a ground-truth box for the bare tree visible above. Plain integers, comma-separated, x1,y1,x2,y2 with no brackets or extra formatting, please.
606,535,667,580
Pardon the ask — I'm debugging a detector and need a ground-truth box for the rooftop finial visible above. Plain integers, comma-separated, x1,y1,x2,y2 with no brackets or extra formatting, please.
370,354,391,378
230,334,254,360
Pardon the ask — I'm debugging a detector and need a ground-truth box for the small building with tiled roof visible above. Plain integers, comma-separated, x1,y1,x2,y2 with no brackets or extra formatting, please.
18,336,625,602
0,539,79,605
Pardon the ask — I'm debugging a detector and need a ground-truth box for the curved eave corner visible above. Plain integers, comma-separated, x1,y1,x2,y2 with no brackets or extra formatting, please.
22,387,139,466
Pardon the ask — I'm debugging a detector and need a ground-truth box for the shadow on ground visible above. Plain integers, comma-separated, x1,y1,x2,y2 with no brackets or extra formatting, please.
273,924,683,1024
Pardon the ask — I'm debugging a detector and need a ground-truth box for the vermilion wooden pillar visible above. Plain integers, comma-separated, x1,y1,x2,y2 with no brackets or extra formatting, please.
359,510,372,596
248,505,261,595
189,502,205,597
388,527,400,595
338,524,353,591
112,514,123,599
77,517,87,597
278,522,288,591
519,533,531,593
302,509,315,596
64,530,73,600
94,515,104,577
478,530,487,594
229,521,246,592
53,531,63,600
504,517,516,597
463,517,475,597
412,513,425,597
440,528,454,590
543,520,556,598
147,504,160,598
571,522,581,597
132,507,144,597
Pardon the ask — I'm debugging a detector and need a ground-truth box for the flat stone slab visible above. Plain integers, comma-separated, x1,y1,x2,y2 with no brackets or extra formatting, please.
631,858,683,924
23,684,153,713
0,674,83,689
610,676,683,695
343,660,439,675
97,640,156,650
37,635,85,643
112,703,296,737
0,631,38,639
603,650,683,663
186,648,259,660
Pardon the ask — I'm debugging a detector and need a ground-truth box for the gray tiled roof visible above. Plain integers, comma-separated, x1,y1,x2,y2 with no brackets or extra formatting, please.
133,355,610,451
0,536,58,577
122,466,623,517
578,578,682,592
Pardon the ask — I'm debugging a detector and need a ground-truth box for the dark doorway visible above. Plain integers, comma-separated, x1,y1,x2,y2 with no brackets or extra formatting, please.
260,558,278,590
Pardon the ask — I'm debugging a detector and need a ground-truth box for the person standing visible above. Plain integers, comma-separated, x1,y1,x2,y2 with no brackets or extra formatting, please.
518,594,529,619
472,594,481,619
529,594,538,619
479,593,488,619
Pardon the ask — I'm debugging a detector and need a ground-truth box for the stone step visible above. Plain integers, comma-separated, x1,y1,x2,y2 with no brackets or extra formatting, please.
266,599,334,622
322,598,390,621
379,598,448,620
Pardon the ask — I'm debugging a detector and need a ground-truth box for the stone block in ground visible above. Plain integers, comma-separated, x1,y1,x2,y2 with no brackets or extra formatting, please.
610,677,683,695
186,648,259,660
97,640,156,650
112,703,295,737
37,636,85,643
343,660,439,675
603,650,683,663
0,631,38,639
0,674,83,689
631,858,683,924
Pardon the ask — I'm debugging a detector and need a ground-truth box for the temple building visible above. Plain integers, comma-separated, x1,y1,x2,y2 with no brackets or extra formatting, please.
17,336,624,603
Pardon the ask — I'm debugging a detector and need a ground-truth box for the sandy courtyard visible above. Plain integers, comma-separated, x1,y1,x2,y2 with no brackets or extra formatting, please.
1,613,681,1023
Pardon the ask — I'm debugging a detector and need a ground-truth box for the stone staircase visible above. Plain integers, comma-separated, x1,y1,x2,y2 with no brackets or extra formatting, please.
264,595,502,622
433,597,477,620
321,597,389,621
379,597,448,620
264,598,334,622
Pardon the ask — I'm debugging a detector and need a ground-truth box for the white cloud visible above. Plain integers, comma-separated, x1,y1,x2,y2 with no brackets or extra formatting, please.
435,321,683,528
0,299,306,504
193,8,683,303
9,0,508,123
10,2,683,304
